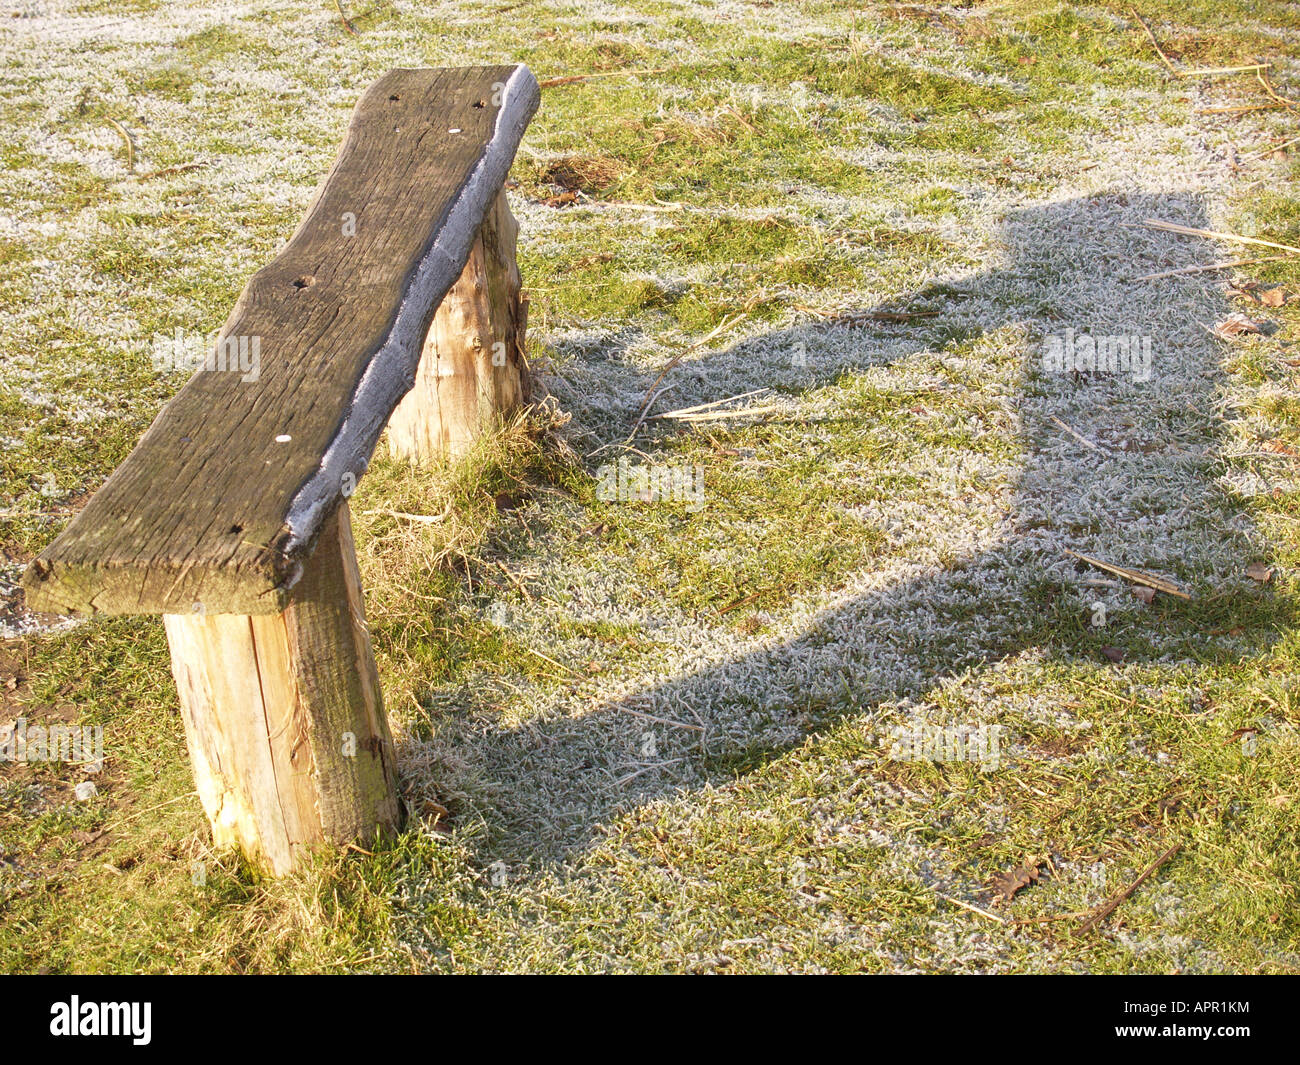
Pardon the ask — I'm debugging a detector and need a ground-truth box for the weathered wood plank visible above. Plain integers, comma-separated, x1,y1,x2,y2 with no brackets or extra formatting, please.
25,65,539,617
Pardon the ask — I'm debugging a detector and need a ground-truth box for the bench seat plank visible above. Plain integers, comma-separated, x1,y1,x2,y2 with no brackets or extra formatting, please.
24,64,539,616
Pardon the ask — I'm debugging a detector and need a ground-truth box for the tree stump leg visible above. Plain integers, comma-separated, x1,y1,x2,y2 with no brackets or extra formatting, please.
162,503,401,876
387,189,530,464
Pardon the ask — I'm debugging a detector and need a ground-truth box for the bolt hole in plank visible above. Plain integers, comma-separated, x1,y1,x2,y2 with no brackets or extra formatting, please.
23,66,539,875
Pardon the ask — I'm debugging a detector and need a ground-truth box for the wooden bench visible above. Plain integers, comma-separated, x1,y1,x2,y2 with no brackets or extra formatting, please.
22,65,540,876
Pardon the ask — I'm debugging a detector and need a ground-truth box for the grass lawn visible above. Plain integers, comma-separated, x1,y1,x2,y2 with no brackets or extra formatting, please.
1,0,1299,973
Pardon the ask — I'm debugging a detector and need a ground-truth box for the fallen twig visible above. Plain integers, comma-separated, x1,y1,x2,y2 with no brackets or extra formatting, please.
1074,843,1182,936
634,312,748,416
624,383,675,442
1143,218,1300,257
652,388,771,420
684,311,748,353
614,758,687,787
1257,70,1299,110
103,791,198,832
663,404,782,423
718,590,763,615
935,892,1007,925
1129,6,1178,75
1130,256,1280,281
1179,63,1270,77
495,559,534,604
1064,548,1191,599
614,705,705,732
1050,415,1100,452
105,117,134,172
334,0,359,36
525,646,580,676
1242,135,1300,162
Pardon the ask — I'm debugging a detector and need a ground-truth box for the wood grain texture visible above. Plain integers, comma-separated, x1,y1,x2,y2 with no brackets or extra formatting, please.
387,188,530,464
25,65,539,617
163,504,401,875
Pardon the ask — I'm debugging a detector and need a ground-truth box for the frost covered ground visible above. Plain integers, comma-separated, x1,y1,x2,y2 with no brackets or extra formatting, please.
1,0,1299,972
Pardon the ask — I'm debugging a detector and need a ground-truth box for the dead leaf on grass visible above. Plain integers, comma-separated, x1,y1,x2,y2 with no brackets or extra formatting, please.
421,800,451,832
986,860,1046,906
1213,312,1266,339
540,190,578,208
1228,280,1289,307
1246,561,1274,583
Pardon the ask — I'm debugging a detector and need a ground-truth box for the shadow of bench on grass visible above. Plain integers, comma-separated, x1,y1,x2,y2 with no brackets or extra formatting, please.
406,189,1291,876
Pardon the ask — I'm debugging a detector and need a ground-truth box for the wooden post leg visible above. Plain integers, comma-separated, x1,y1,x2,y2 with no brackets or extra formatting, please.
162,503,401,876
387,189,531,464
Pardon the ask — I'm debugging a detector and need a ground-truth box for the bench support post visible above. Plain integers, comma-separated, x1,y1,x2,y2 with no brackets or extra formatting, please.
162,503,401,876
387,189,530,464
